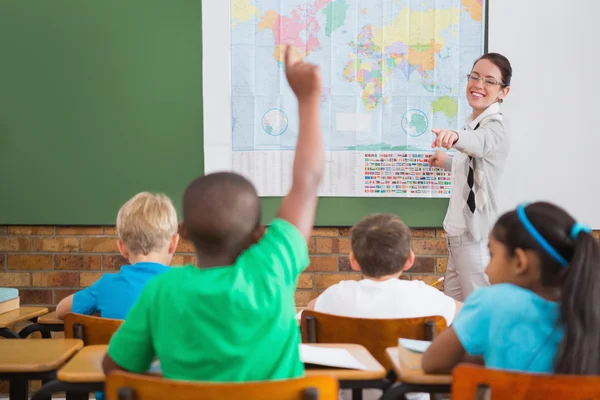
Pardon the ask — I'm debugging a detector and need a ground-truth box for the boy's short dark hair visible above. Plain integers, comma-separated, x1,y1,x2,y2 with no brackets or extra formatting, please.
351,214,412,278
183,172,261,260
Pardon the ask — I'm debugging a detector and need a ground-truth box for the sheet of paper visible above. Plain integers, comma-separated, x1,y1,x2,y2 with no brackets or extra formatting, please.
300,344,368,370
399,338,431,353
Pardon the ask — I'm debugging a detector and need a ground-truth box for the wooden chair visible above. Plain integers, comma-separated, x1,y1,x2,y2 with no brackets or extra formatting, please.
452,364,600,400
105,371,339,400
64,313,123,345
300,310,446,369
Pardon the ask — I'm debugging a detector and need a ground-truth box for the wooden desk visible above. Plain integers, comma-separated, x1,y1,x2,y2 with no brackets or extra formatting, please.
53,343,386,382
34,343,387,400
304,343,386,381
380,347,452,400
38,311,63,325
0,339,83,400
0,306,49,339
57,345,106,383
385,346,451,385
0,306,48,328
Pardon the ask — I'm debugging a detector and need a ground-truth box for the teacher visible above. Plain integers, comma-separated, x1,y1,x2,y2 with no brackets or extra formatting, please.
428,53,512,301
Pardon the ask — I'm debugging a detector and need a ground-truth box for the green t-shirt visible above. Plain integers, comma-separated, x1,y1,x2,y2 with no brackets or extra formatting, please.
107,219,309,382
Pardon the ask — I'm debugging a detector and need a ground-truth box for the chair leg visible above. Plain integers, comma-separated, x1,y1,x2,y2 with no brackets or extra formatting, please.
66,392,91,400
9,378,28,400
18,323,52,338
0,327,20,338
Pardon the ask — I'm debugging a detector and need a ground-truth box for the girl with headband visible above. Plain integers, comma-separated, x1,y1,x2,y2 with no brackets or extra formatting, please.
422,202,600,375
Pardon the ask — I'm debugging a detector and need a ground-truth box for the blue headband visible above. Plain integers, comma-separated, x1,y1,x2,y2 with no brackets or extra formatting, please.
516,204,568,267
570,222,591,240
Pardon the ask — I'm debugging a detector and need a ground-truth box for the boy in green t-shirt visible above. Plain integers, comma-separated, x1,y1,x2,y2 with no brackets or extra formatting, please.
102,46,324,382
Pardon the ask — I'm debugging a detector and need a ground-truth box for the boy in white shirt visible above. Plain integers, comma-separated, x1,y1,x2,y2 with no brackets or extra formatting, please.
306,213,461,325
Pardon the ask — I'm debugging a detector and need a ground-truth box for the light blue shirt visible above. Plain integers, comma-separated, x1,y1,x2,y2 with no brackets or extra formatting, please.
453,283,563,373
72,262,170,319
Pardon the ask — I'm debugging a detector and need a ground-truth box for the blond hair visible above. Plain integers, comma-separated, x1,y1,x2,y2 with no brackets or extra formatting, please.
116,192,178,255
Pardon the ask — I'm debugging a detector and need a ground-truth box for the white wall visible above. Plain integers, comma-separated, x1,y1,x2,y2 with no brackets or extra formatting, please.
489,0,600,226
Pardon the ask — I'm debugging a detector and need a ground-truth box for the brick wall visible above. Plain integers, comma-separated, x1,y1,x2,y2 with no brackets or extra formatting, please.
0,226,450,309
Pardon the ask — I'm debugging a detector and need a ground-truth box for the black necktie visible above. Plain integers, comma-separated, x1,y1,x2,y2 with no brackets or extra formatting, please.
466,123,480,214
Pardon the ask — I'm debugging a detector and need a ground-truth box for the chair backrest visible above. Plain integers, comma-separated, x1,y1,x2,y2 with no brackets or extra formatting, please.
300,310,446,369
64,313,123,345
105,371,339,400
452,364,600,400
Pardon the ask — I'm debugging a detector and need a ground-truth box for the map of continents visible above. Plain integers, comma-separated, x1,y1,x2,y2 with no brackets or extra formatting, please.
231,0,484,151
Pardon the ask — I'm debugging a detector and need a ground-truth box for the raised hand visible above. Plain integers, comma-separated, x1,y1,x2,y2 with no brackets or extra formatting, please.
284,45,321,102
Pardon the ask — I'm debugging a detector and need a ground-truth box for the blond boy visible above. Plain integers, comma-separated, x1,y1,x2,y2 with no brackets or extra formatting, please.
56,192,179,319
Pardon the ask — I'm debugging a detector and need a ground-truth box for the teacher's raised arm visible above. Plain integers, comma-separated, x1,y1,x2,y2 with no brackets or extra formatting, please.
428,53,512,301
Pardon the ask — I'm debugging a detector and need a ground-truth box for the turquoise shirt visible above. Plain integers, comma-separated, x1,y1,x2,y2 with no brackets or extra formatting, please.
453,283,563,373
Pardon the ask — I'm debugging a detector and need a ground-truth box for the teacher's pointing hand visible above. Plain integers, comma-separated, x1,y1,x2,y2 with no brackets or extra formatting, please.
431,128,458,150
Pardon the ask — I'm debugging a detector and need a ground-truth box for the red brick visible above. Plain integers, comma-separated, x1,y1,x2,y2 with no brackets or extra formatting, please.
306,256,338,272
7,226,54,235
311,228,339,237
176,239,195,253
0,237,31,251
339,228,352,237
315,273,360,289
297,274,313,289
436,258,448,273
103,226,118,235
338,238,351,254
56,226,102,235
294,290,320,306
0,254,5,268
103,255,128,271
54,289,78,303
436,229,447,238
80,272,106,287
315,238,337,254
410,257,435,273
33,238,79,252
413,239,448,255
32,272,78,287
55,255,101,270
411,229,435,238
0,272,31,286
19,289,53,305
7,255,53,270
338,256,352,272
307,238,316,254
80,238,119,252
170,255,196,266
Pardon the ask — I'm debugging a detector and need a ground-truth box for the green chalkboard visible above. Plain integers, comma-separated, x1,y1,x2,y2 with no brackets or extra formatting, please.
0,1,448,227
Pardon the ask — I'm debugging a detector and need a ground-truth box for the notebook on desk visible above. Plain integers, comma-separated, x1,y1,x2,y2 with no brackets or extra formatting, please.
0,288,19,314
300,344,368,370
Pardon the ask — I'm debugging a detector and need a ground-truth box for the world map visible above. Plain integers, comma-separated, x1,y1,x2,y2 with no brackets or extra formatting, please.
231,0,485,152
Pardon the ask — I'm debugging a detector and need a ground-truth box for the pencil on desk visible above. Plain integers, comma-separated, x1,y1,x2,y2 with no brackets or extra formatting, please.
430,277,444,287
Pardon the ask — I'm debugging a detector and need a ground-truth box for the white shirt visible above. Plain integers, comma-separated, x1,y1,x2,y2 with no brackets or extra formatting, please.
314,278,456,325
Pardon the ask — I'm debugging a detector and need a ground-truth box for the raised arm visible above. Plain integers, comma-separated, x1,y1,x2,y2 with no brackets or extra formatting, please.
276,46,324,240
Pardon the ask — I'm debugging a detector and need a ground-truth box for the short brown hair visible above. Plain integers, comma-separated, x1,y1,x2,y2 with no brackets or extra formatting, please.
116,192,178,255
351,214,412,278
